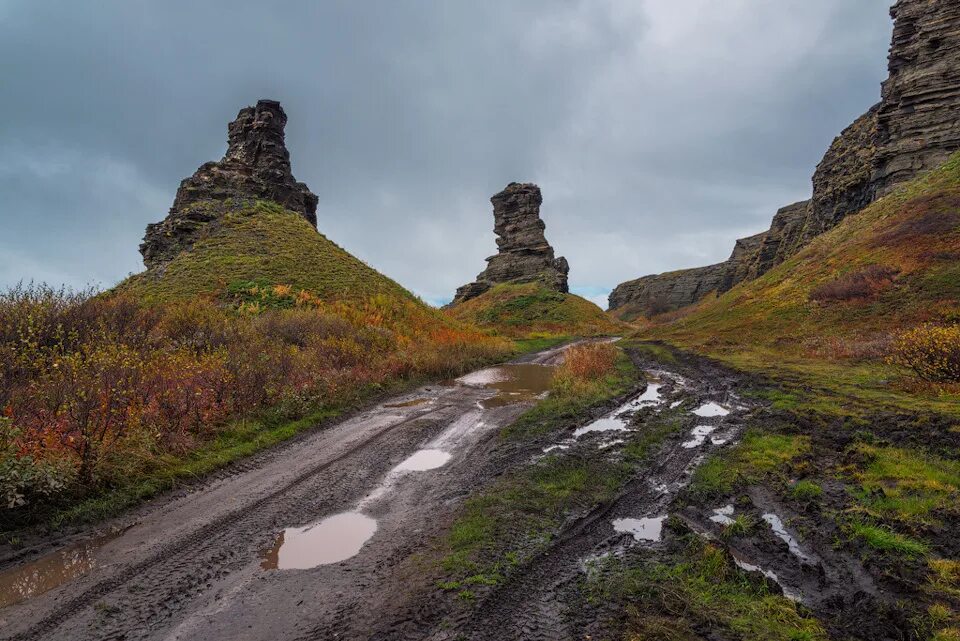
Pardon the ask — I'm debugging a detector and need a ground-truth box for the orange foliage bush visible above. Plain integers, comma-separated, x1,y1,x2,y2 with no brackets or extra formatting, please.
889,323,960,383
1,283,508,508
809,265,899,303
558,342,618,381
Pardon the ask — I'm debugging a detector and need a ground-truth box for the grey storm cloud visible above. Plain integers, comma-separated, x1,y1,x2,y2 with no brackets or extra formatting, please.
0,0,892,307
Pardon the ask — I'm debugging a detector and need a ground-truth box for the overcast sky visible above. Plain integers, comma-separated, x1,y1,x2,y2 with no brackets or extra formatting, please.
0,1,893,307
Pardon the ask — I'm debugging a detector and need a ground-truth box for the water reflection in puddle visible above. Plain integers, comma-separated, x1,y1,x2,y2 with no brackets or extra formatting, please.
731,551,800,601
261,512,377,570
762,513,811,562
710,505,736,525
612,516,666,542
682,425,717,449
472,364,555,408
692,402,729,417
0,529,125,608
395,449,451,472
573,381,664,439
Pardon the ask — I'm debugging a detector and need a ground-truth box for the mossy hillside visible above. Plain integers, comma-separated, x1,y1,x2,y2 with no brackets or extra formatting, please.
447,282,620,338
119,200,415,305
644,154,960,414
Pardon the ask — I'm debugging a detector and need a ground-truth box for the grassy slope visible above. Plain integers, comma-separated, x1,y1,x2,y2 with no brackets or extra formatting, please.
119,201,415,304
447,282,621,339
646,154,960,415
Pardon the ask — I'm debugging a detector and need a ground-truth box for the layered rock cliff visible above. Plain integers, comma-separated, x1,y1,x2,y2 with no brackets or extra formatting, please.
873,0,960,196
452,183,569,304
610,0,960,316
141,100,318,269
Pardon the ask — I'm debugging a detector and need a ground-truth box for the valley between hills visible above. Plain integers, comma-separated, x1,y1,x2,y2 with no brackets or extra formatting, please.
2,2,960,640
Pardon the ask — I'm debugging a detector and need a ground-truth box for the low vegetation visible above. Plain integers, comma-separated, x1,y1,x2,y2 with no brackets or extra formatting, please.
446,282,620,339
438,344,639,597
0,282,508,529
587,537,827,641
644,153,960,408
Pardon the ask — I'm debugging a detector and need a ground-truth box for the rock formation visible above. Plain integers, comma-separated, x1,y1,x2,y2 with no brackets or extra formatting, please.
452,183,569,304
610,0,960,316
608,263,727,319
873,0,960,196
141,100,318,269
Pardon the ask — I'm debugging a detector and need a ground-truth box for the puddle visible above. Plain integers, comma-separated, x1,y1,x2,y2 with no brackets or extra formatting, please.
543,443,572,453
394,449,451,472
573,415,632,438
599,438,624,450
710,505,736,525
460,364,555,408
711,436,729,446
0,529,125,608
731,551,800,601
385,398,430,408
692,402,729,417
762,514,811,562
612,516,666,542
261,512,377,570
670,400,683,409
572,380,665,439
681,425,717,449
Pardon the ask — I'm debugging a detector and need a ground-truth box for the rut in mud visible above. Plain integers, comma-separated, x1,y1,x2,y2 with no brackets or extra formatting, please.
0,343,573,641
0,343,893,641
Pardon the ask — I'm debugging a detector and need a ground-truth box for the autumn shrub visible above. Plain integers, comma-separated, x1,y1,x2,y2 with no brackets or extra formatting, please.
552,342,619,396
0,283,509,514
809,265,899,303
889,324,960,383
812,265,897,303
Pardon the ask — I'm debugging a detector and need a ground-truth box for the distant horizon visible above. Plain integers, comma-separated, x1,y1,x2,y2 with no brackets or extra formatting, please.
0,1,893,306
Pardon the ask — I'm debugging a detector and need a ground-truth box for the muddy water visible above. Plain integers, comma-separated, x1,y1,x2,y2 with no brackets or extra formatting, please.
459,363,555,408
0,529,124,608
261,512,378,570
395,449,451,472
612,516,666,542
692,402,729,417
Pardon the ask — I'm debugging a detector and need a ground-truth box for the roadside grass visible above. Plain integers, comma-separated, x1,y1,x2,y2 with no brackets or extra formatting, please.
437,348,662,596
789,480,823,502
690,432,811,498
847,521,929,557
501,352,638,441
587,537,827,641
25,380,406,531
511,335,571,355
848,444,960,527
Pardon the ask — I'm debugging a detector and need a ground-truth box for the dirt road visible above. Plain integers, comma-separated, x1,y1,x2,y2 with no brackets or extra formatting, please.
1,342,764,641
0,344,583,641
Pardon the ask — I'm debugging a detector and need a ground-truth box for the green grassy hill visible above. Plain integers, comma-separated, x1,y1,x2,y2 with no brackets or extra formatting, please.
447,282,621,339
119,201,415,304
645,153,960,413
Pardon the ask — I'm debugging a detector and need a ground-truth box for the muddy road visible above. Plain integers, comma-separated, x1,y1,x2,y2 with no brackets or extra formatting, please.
0,342,761,641
0,343,579,640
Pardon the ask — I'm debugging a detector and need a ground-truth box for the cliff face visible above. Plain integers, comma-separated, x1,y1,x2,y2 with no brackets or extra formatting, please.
610,0,960,316
452,183,569,305
141,100,318,269
608,263,727,319
873,0,960,196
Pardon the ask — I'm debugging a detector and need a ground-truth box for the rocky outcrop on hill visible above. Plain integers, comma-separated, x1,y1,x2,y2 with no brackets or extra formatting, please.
608,263,726,319
141,100,318,269
873,0,960,196
610,0,960,316
452,183,569,304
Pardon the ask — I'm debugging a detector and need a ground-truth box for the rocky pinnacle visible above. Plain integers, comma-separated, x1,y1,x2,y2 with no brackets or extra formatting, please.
452,183,569,304
140,100,318,269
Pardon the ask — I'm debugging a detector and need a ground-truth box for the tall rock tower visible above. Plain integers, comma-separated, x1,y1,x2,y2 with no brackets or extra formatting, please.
453,183,569,305
140,100,317,269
